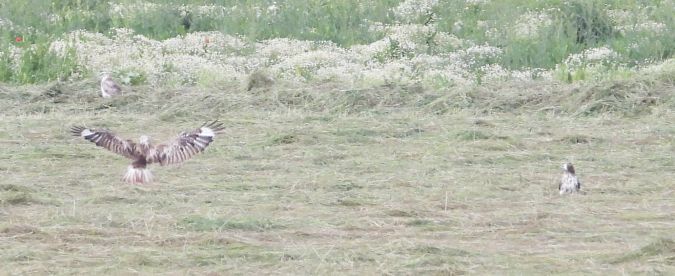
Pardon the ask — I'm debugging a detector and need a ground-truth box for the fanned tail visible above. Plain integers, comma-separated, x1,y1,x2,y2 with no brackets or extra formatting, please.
123,166,153,184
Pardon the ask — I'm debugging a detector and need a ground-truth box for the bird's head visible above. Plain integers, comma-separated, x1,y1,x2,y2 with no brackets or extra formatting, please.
99,71,111,80
139,135,151,145
562,162,575,174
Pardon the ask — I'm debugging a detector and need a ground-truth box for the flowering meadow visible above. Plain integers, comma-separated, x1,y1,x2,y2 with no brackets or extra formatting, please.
0,0,673,87
2,1,675,274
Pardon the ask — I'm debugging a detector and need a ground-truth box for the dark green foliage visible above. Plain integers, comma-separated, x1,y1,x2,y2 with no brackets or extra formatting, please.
562,1,616,46
0,43,79,84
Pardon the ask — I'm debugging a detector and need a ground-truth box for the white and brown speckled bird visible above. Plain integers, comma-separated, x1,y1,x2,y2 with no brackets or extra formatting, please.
559,163,582,194
99,72,122,98
71,121,224,184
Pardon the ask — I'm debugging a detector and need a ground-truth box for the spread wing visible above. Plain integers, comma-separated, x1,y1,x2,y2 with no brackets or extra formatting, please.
71,126,137,159
154,120,224,166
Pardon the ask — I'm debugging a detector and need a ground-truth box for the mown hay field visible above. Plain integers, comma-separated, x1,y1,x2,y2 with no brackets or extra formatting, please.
1,0,674,274
1,78,673,274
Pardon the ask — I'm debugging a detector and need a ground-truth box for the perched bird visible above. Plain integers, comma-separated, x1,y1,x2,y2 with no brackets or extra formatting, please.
246,70,275,91
559,162,582,194
71,121,224,184
180,10,192,32
99,72,122,98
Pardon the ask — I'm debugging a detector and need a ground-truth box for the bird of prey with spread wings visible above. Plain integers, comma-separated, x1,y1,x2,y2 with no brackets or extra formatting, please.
71,121,224,184
559,162,582,194
100,72,122,98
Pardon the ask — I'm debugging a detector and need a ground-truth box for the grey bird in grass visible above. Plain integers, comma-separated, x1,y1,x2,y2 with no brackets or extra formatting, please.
99,72,122,98
559,162,582,194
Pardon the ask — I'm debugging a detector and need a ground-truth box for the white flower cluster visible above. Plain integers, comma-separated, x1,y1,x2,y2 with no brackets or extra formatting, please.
109,1,160,18
434,32,466,49
513,10,554,39
49,29,250,85
465,0,490,6
267,2,280,15
41,25,535,88
607,6,668,36
0,16,14,29
414,44,510,85
616,21,667,35
189,4,231,17
606,9,632,24
638,58,675,76
257,38,315,60
350,38,391,60
386,24,438,53
462,44,503,67
22,22,675,88
108,1,235,19
3,1,673,88
635,21,667,33
0,44,28,71
564,46,620,69
392,0,439,19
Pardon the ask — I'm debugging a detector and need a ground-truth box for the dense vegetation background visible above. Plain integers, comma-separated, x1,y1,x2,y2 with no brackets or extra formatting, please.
0,0,673,86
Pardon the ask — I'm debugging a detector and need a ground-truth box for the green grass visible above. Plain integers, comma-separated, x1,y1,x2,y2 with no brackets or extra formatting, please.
0,0,673,83
0,75,673,274
0,0,397,43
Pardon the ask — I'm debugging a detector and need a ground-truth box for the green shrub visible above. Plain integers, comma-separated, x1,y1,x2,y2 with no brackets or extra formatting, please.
4,43,79,84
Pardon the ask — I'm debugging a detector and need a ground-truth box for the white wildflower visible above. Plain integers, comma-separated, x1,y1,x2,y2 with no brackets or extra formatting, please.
433,32,465,50
606,9,632,24
410,54,447,68
4,44,25,71
478,64,509,82
109,1,159,18
368,23,437,56
49,29,251,86
350,38,392,61
270,49,353,81
112,28,135,41
267,2,279,15
49,40,72,57
362,60,415,83
510,68,553,81
193,5,223,16
465,0,489,6
452,21,463,33
0,17,15,29
368,21,388,33
616,20,667,35
423,68,473,87
257,38,315,61
513,10,553,39
462,44,502,68
392,0,439,19
565,46,620,68
40,12,62,24
635,21,667,33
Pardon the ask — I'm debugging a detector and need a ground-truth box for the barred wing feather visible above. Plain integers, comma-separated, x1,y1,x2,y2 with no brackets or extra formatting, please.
157,121,224,165
70,126,137,159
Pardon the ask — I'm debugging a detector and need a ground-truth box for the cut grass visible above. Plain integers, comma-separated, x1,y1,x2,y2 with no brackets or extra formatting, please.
611,238,675,265
179,216,284,232
0,77,673,274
